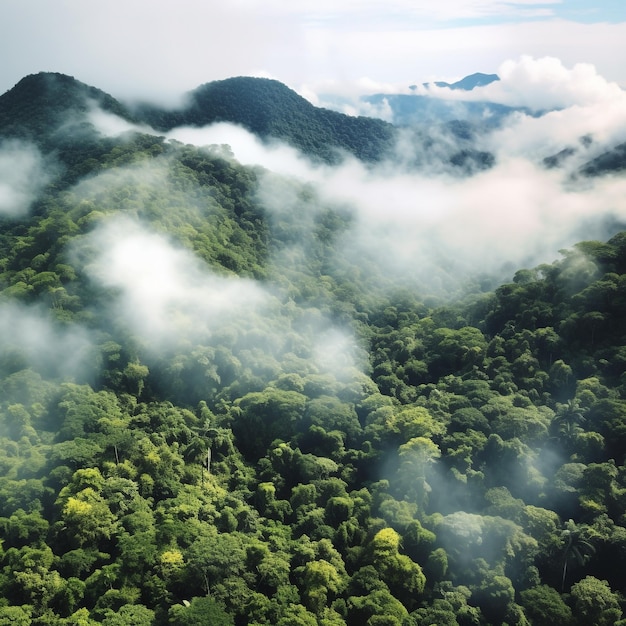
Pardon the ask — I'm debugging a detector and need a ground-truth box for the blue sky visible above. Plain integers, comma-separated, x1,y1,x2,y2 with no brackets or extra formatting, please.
0,0,625,103
554,0,626,23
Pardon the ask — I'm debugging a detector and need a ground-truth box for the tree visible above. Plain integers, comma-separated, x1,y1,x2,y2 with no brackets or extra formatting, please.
569,576,623,626
100,604,155,625
365,527,426,607
519,584,572,626
168,596,234,626
233,388,307,459
397,437,441,506
347,589,408,625
560,519,595,591
0,606,32,626
299,559,345,614
552,399,587,454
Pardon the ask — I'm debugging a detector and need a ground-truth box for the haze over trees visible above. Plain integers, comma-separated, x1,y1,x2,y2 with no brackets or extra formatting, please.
0,71,625,625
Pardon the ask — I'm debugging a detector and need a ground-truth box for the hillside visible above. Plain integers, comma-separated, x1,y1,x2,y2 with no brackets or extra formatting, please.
0,72,625,625
134,76,397,163
0,72,135,145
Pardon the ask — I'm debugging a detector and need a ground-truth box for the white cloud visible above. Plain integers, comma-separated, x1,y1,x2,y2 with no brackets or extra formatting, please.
0,140,50,217
80,215,269,351
240,0,561,24
77,211,364,380
2,1,626,107
86,105,154,137
0,302,93,378
167,123,317,177
451,56,626,110
166,89,626,295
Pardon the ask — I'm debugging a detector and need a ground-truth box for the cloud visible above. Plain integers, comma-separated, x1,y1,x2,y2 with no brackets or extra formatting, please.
86,105,154,138
239,0,561,25
0,302,93,379
165,97,626,300
78,215,269,351
63,67,626,375
446,56,626,111
0,140,51,217
315,157,626,297
310,57,626,125
74,209,364,383
2,1,626,110
167,123,316,178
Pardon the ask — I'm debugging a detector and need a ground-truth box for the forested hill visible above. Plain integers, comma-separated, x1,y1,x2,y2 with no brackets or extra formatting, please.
1,71,626,625
134,77,397,163
2,71,623,176
0,72,488,169
0,72,135,145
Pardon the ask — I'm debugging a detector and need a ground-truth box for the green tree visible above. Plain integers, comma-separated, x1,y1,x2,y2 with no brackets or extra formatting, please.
168,596,234,626
365,527,426,607
233,388,307,459
560,519,595,591
519,584,572,626
397,436,441,506
570,576,623,626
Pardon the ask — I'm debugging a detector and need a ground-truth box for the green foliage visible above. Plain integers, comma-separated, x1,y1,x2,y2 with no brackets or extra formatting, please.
136,76,396,164
1,78,626,624
168,596,233,626
519,584,573,626
569,576,623,626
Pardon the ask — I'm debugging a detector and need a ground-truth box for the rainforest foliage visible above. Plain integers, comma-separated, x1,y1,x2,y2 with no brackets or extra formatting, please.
0,74,626,625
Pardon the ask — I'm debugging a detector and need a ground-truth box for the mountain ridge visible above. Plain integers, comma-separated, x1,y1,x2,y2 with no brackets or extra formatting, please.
0,72,136,143
0,71,624,177
133,76,397,163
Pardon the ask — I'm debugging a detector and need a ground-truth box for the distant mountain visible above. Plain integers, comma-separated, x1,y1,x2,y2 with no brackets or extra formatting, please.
355,72,531,128
541,135,626,178
429,72,500,91
133,77,397,164
361,92,524,128
580,142,626,177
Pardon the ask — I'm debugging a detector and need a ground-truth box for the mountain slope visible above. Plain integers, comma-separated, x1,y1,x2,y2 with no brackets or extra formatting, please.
0,72,135,145
580,142,626,176
0,72,625,624
135,76,397,163
432,72,500,90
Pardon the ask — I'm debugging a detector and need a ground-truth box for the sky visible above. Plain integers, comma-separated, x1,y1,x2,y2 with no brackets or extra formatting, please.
1,0,625,104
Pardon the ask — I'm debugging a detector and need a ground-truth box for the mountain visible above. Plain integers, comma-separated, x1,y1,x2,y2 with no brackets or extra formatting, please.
0,70,626,625
0,73,397,165
361,91,524,128
0,72,497,171
355,72,531,128
0,72,135,145
580,142,626,176
430,72,500,91
541,135,626,178
133,76,397,163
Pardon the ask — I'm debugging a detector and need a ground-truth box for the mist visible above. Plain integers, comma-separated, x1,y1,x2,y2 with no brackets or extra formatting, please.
71,204,364,385
78,214,270,352
325,57,626,121
166,104,626,300
0,140,51,218
0,301,93,379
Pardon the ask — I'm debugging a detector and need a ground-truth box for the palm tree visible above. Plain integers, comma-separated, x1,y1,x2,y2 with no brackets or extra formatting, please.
552,399,587,454
561,519,595,591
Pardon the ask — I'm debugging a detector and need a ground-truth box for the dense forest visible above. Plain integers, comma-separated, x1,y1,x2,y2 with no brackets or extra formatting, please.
0,72,625,625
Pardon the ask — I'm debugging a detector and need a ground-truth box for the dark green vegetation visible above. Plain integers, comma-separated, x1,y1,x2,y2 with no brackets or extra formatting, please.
135,76,396,164
0,72,626,625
